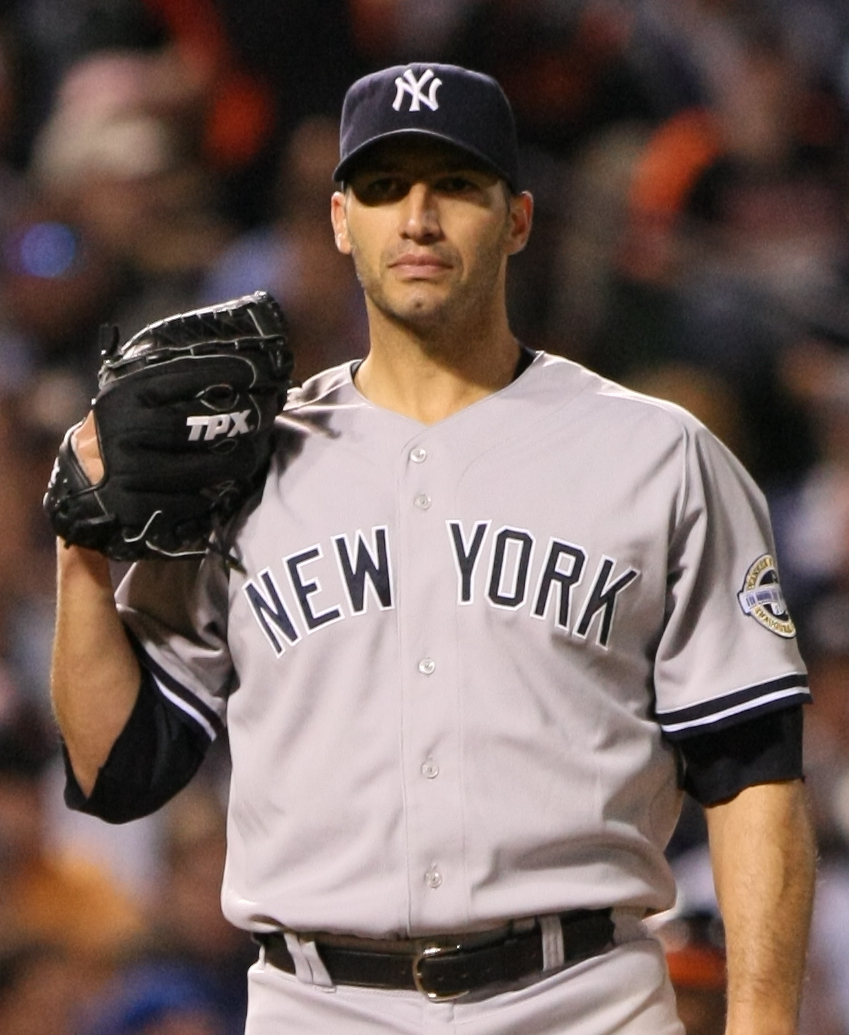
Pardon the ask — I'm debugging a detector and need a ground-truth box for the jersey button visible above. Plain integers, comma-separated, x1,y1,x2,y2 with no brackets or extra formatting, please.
421,760,439,779
418,658,435,675
414,493,431,510
425,868,442,889
410,447,427,463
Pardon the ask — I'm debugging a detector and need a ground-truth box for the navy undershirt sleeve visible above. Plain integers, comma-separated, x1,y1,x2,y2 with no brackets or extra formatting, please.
63,668,211,823
677,705,804,806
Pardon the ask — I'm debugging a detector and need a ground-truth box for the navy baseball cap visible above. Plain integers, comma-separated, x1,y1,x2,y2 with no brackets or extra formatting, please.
334,63,520,191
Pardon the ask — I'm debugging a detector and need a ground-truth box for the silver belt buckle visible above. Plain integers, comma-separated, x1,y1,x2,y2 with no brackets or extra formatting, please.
412,942,471,1001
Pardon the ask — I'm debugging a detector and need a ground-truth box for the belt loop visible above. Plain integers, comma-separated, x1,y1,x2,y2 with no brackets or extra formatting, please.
611,906,648,947
283,932,336,989
539,914,565,971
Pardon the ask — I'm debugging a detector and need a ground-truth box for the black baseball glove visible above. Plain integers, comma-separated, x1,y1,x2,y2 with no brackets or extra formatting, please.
44,291,293,563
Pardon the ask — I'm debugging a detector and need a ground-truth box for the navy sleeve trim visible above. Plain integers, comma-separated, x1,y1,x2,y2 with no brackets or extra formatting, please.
678,704,805,805
124,627,225,739
656,673,810,740
63,667,211,824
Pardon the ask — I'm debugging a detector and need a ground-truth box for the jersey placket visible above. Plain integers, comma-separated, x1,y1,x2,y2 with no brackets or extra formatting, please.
396,438,467,933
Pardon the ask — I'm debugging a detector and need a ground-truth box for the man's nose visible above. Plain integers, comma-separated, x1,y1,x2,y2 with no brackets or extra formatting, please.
401,183,441,241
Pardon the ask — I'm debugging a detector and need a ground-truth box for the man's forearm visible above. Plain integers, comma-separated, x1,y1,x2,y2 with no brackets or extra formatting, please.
706,779,816,1035
51,543,141,796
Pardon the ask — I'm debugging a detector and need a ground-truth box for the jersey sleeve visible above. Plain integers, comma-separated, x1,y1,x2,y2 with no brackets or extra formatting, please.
653,421,810,740
114,554,233,744
63,666,212,823
678,705,804,805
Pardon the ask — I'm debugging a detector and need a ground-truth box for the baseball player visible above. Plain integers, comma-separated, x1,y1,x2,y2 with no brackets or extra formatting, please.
50,64,815,1035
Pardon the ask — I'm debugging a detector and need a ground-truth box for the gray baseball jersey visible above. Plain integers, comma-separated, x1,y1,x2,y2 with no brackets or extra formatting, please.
117,351,809,939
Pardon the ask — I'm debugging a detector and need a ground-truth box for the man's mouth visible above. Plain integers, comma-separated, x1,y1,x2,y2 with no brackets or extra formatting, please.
389,254,452,277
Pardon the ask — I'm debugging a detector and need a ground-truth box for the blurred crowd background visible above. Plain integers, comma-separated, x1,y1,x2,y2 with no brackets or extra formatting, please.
1,1,849,1033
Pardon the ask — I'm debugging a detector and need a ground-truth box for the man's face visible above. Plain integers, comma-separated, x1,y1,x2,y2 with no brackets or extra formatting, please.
330,137,531,332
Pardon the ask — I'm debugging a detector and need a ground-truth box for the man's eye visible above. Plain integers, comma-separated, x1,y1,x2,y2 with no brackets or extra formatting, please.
437,176,476,194
356,177,407,203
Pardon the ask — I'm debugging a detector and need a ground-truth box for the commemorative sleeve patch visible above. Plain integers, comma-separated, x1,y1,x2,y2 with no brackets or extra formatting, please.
737,553,796,638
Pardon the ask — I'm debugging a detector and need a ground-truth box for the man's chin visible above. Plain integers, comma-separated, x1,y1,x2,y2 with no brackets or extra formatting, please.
381,295,455,331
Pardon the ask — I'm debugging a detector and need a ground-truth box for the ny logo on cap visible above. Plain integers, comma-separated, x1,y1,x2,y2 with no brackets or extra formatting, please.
393,68,442,112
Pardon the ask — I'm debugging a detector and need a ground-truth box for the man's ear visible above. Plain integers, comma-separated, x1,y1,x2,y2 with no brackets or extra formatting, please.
331,191,352,255
505,191,534,256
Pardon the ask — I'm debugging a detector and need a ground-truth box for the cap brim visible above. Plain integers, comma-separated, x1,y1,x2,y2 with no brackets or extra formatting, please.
333,128,515,190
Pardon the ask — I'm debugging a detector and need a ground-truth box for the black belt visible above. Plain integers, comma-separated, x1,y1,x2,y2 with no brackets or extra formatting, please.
258,908,614,1000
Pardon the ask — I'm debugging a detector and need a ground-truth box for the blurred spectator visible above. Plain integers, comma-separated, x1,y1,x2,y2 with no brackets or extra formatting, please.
2,0,360,228
0,373,87,707
8,0,169,156
543,0,849,482
78,959,227,1035
630,0,849,160
449,0,656,157
134,781,255,1035
588,148,841,485
200,115,367,382
29,46,235,341
0,693,146,983
0,941,81,1035
0,189,126,397
348,0,478,64
772,332,849,645
0,43,232,433
443,1,659,347
542,120,650,362
191,0,362,227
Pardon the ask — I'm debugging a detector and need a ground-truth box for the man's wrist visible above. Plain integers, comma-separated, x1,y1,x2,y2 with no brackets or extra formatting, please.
725,1003,800,1035
56,540,114,590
